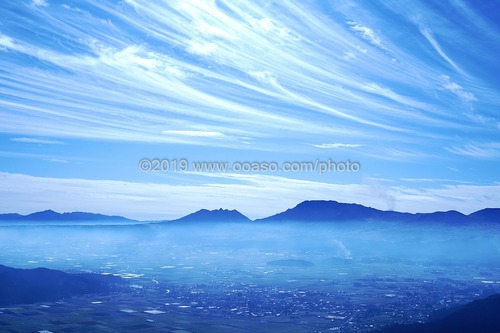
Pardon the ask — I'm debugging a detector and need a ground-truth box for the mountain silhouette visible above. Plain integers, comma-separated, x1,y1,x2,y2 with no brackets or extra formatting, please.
377,293,500,333
0,210,134,222
1,201,498,224
169,208,251,223
256,200,498,223
256,200,400,222
412,210,468,223
0,264,124,306
256,200,410,222
468,208,500,223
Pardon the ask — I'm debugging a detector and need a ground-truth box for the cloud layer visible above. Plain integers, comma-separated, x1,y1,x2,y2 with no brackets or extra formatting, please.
0,0,497,156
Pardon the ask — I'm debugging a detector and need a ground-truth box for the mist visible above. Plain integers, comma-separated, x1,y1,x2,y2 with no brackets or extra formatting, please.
2,221,499,280
1,220,499,332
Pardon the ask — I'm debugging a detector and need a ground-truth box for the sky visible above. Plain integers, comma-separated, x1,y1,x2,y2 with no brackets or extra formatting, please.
0,0,499,220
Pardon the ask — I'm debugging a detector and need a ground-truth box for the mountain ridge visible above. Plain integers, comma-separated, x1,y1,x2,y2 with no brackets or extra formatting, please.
0,210,135,222
0,264,124,306
255,200,499,224
0,200,499,224
168,208,251,223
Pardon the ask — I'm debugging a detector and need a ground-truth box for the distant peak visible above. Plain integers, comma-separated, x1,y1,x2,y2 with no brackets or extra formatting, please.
29,209,60,216
0,210,131,222
171,207,250,223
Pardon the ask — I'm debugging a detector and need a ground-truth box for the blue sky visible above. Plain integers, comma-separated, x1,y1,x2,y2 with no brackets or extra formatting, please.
0,0,499,220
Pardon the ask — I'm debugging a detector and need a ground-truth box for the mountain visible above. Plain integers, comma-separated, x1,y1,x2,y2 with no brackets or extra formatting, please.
468,208,500,223
412,210,469,224
256,200,498,223
257,200,383,222
256,200,409,223
169,208,251,223
377,293,500,333
0,264,124,306
0,210,135,222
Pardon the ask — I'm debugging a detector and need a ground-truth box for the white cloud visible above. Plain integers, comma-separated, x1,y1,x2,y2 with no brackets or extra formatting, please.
195,21,235,40
249,17,297,41
186,40,218,56
311,143,364,149
247,70,280,87
441,75,477,103
61,4,81,12
343,51,356,60
400,178,472,184
46,158,68,164
0,35,15,49
31,0,48,7
10,137,64,145
250,18,277,34
446,143,500,158
420,28,464,74
347,21,385,49
362,83,429,110
161,130,225,138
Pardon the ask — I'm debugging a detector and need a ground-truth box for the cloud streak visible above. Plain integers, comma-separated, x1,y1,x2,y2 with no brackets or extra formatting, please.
347,20,386,50
446,143,500,158
311,143,364,149
419,27,465,75
441,75,477,103
10,137,64,145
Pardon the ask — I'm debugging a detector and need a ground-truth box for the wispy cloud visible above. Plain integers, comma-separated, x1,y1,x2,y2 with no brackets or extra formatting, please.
400,178,472,184
10,137,64,145
0,0,497,173
31,0,48,7
447,0,500,41
347,20,385,50
446,143,500,158
161,130,225,138
46,158,68,164
0,0,494,156
311,143,364,149
441,75,477,103
419,27,464,75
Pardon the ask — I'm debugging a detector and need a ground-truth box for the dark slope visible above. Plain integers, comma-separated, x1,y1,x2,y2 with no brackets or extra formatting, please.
0,264,124,306
256,200,494,223
169,208,251,223
0,210,135,222
377,293,500,333
468,208,500,223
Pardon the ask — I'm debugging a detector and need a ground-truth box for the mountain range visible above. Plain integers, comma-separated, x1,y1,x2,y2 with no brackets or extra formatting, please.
255,200,500,223
0,209,133,222
0,200,498,224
